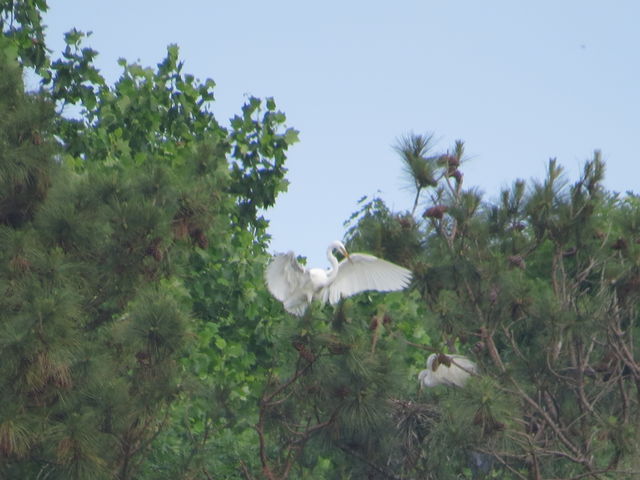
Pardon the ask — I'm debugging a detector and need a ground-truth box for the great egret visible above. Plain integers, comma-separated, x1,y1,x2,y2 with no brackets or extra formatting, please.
265,240,412,316
419,353,478,388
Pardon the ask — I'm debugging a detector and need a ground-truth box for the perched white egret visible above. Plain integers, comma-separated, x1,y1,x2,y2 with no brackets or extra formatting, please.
265,240,412,316
419,353,478,388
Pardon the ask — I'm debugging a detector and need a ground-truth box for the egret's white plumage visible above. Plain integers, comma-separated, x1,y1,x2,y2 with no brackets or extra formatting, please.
419,353,478,388
265,240,412,316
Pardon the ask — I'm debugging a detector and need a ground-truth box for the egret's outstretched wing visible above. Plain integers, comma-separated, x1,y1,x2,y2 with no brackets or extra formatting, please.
265,252,307,302
322,253,412,305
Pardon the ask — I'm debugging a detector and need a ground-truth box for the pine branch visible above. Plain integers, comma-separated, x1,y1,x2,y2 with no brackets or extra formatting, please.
410,187,421,217
480,327,506,373
338,443,406,480
255,353,325,480
238,460,255,480
508,379,585,464
474,446,529,480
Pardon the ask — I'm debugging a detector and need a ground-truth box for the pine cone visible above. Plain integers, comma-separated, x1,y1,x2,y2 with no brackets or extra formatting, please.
423,205,447,219
334,385,351,399
449,169,463,183
292,341,315,362
198,235,208,249
136,351,151,366
369,316,380,331
146,238,163,261
443,154,460,168
508,255,526,269
398,215,414,230
612,237,627,250
9,255,31,273
433,353,452,370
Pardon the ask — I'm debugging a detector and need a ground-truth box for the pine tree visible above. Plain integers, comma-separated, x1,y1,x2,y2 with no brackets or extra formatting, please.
2,4,299,477
0,47,220,478
256,137,640,480
343,143,640,479
0,45,55,227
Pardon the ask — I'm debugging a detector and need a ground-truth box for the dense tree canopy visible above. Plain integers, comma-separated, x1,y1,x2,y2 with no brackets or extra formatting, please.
2,3,640,480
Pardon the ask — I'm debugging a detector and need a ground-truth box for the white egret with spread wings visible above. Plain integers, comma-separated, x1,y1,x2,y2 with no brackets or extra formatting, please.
265,240,412,316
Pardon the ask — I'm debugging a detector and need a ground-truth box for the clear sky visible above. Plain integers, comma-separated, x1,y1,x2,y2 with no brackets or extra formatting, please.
44,1,640,267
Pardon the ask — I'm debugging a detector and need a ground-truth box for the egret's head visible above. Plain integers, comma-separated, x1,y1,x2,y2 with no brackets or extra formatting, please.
329,240,349,258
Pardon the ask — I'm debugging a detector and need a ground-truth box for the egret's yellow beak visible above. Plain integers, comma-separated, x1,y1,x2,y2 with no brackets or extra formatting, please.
342,248,350,259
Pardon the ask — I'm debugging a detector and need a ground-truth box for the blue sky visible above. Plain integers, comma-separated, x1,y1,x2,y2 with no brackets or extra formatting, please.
44,1,640,267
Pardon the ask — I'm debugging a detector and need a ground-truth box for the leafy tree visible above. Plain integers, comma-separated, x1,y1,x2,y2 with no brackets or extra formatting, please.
1,4,298,479
0,0,49,73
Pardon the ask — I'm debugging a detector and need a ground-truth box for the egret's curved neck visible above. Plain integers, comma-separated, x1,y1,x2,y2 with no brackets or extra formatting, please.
326,245,340,283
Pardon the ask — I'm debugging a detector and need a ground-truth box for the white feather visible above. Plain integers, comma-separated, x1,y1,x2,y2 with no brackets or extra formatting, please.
264,251,305,303
320,253,412,305
419,353,478,388
265,241,412,316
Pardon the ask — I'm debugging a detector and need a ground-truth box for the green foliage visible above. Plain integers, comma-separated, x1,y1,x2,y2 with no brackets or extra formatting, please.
0,65,223,477
0,0,49,74
363,144,640,479
256,140,640,479
3,4,640,479
0,4,297,478
0,44,56,227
